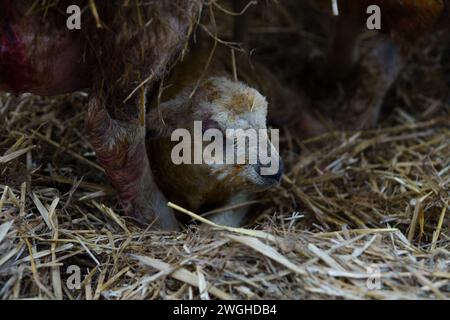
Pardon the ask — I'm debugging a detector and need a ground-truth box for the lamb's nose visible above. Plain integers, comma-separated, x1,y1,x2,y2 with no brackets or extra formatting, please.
257,159,284,183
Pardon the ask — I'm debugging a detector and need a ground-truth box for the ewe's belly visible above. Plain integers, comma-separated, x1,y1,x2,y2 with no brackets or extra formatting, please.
0,4,91,95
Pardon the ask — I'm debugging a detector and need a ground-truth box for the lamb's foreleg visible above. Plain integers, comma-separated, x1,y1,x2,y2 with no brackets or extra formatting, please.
204,194,253,227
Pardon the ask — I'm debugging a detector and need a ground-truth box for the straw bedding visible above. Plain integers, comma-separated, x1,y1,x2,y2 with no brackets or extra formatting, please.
0,1,449,299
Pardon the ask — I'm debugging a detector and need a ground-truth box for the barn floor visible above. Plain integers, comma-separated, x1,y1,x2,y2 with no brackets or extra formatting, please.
0,1,449,299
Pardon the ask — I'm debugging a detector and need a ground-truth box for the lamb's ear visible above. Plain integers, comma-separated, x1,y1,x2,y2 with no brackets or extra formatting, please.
145,97,193,139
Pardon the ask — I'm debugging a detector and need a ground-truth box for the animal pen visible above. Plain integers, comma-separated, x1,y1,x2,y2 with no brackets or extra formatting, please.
0,1,449,300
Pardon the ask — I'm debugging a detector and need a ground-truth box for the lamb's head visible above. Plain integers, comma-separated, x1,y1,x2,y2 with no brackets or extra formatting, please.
147,76,283,197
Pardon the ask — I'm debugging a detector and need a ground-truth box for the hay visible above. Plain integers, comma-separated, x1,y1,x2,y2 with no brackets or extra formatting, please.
0,1,449,300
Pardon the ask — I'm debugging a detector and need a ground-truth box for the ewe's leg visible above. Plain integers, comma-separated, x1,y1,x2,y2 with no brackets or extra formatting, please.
337,36,406,129
321,11,406,130
85,95,178,229
84,1,201,230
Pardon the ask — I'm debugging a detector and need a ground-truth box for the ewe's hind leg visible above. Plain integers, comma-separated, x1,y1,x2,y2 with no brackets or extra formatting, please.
85,95,178,230
338,36,406,130
84,1,201,230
